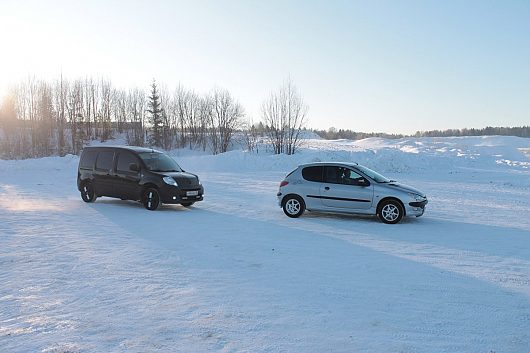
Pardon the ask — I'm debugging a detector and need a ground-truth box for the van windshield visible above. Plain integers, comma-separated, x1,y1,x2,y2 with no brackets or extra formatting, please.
138,152,182,172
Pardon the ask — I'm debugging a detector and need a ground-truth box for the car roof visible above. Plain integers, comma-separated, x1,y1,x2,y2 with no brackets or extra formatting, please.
82,145,163,154
298,161,360,168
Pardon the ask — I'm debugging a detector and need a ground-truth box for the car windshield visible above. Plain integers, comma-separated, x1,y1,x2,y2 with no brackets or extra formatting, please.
354,165,392,183
138,152,182,172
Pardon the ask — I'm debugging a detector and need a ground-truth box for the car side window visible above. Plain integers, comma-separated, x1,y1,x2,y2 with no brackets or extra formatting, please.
342,169,368,186
95,151,114,171
325,166,368,186
302,166,324,182
116,152,139,173
324,166,341,184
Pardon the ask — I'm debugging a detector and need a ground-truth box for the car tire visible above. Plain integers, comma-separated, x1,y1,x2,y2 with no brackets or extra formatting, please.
378,199,404,224
80,182,97,203
180,202,194,207
282,195,305,218
143,188,161,211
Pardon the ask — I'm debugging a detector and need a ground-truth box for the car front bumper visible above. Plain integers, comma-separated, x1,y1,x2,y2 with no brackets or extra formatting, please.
407,199,428,217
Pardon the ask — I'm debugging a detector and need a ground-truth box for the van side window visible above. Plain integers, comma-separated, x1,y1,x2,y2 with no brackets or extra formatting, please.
116,152,138,173
95,151,114,171
80,150,98,169
302,166,324,182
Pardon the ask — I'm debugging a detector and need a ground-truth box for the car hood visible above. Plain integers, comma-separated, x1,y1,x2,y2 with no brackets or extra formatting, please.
385,182,426,197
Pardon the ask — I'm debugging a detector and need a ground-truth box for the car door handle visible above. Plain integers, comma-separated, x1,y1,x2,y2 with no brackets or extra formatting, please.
324,186,330,191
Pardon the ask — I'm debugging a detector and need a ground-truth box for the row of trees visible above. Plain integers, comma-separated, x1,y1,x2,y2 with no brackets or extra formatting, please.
412,126,530,138
313,128,404,140
0,77,308,159
314,126,530,141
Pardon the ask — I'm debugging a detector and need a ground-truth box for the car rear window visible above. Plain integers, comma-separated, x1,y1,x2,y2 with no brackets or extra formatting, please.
79,150,98,169
302,166,324,182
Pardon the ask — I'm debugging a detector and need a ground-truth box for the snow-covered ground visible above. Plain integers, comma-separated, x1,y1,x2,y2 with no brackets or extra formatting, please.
1,136,529,353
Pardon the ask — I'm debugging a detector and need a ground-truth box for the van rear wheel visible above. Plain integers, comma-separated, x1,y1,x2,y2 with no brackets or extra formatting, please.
143,188,161,211
81,182,96,203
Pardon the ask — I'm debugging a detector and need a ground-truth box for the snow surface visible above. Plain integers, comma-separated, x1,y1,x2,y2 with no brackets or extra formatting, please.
1,136,530,353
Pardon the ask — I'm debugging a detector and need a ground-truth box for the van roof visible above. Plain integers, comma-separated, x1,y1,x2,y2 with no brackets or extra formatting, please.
82,145,163,154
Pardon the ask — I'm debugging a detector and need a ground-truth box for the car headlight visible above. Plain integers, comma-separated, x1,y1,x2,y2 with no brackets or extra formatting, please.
408,193,423,201
163,176,178,187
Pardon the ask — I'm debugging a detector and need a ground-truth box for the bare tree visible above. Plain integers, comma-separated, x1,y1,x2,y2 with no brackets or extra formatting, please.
0,91,19,158
206,88,244,154
125,88,146,146
262,79,308,155
242,118,261,153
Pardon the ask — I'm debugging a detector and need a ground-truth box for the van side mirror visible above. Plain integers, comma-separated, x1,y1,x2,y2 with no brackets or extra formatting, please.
129,163,140,172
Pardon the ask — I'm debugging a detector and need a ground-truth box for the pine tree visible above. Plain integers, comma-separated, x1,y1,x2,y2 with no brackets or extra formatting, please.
147,80,164,147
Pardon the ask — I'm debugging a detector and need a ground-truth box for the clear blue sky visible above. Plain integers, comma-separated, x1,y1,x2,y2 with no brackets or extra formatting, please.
1,0,529,134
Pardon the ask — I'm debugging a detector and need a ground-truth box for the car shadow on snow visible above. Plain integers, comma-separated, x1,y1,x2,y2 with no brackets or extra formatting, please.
301,210,423,225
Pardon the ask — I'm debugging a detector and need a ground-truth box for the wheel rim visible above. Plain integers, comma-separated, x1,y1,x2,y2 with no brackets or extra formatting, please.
285,199,301,215
381,204,399,222
83,185,92,200
146,191,158,209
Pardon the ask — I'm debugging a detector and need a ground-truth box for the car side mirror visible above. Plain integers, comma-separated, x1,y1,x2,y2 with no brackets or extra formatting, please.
358,178,370,187
129,163,140,172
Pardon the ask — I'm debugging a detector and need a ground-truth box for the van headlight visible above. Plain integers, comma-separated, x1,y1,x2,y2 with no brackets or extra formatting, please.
163,176,178,187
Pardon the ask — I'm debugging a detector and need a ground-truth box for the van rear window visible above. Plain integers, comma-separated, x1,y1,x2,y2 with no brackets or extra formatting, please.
80,150,98,169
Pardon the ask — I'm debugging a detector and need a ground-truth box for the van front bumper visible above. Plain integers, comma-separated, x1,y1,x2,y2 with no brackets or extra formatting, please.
160,185,204,204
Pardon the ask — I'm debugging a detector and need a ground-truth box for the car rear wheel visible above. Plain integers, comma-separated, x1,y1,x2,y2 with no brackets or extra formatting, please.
282,195,305,218
143,188,161,211
378,200,404,224
80,182,96,203
180,202,194,207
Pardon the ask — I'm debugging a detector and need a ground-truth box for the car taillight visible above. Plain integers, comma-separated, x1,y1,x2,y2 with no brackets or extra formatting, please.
280,180,289,187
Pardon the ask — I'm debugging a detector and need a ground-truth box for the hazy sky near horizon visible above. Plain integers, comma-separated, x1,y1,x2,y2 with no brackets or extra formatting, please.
1,0,529,134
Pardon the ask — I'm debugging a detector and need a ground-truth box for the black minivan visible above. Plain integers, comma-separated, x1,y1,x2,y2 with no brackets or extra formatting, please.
77,146,204,210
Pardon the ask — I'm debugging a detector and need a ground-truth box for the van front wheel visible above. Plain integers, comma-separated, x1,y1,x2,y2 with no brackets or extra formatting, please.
143,188,161,211
81,182,96,203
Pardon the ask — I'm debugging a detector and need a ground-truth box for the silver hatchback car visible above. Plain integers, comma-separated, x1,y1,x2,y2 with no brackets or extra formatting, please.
277,162,428,224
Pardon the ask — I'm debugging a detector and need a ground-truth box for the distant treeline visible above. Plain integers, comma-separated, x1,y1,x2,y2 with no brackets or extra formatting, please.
412,126,530,138
314,126,530,140
312,128,405,140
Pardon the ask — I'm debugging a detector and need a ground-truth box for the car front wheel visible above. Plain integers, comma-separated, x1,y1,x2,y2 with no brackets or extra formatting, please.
378,200,404,224
282,195,305,218
143,188,161,211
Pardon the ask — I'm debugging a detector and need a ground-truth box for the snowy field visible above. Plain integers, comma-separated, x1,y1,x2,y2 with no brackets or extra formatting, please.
1,135,530,353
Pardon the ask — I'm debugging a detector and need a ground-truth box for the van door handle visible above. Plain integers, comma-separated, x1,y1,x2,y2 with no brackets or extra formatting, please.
324,186,330,191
